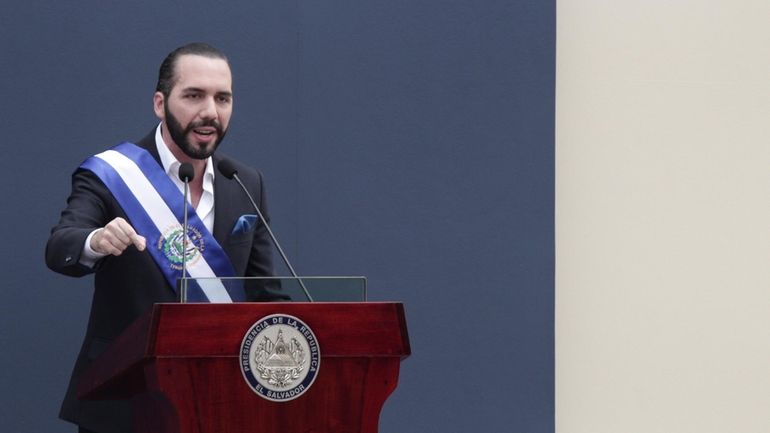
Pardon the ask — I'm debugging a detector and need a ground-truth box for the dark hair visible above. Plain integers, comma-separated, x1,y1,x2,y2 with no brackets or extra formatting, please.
156,42,229,97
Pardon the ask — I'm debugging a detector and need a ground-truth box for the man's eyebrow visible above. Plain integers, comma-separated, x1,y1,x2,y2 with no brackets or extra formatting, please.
181,87,205,93
179,87,232,97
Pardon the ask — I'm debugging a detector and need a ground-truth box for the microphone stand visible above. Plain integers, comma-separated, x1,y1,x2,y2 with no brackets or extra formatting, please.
178,163,194,303
181,178,190,302
230,172,313,302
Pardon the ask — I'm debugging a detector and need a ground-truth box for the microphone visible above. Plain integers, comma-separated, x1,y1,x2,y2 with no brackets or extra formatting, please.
178,163,195,182
218,159,313,302
178,163,194,302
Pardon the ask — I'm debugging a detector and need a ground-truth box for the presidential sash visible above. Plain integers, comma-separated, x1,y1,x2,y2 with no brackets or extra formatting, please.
80,142,244,302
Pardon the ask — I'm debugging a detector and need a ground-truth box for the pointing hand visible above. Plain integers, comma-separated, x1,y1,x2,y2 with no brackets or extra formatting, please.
90,217,146,256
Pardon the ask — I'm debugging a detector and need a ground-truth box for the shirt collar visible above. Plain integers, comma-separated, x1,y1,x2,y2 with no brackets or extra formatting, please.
154,123,215,186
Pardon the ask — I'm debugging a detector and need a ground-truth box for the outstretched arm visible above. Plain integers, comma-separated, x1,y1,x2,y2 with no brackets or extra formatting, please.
45,169,145,277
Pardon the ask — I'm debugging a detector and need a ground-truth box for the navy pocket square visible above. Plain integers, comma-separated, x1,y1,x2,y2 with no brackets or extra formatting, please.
231,214,258,235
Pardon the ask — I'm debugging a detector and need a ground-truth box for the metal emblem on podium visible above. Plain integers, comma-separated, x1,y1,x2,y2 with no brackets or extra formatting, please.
239,314,320,401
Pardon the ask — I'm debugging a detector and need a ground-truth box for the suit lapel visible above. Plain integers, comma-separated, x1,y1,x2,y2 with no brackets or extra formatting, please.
136,130,161,162
213,154,241,252
213,155,229,244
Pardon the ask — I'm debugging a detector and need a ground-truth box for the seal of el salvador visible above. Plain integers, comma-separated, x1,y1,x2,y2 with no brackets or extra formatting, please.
157,225,205,270
239,314,320,402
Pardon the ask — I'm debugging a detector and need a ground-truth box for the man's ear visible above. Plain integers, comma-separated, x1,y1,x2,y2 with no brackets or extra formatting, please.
153,92,165,120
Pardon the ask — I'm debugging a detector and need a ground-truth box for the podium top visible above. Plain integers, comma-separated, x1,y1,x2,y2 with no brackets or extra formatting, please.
79,302,410,399
178,276,368,302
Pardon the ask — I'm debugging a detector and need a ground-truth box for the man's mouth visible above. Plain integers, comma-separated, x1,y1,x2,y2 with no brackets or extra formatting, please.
193,128,216,136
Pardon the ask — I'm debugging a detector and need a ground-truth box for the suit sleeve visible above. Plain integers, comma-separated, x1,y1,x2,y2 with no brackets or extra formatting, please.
45,169,110,277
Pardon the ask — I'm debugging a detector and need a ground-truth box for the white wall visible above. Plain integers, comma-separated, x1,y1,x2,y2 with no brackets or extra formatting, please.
556,1,770,432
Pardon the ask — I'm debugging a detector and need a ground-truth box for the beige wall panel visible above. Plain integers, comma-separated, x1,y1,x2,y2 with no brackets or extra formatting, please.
556,1,770,432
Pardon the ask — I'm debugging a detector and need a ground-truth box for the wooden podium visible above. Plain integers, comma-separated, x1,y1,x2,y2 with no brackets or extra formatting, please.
78,303,411,433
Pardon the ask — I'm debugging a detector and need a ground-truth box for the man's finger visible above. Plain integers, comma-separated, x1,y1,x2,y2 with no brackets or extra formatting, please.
95,234,124,256
92,218,145,255
114,218,145,251
131,234,146,251
105,224,132,246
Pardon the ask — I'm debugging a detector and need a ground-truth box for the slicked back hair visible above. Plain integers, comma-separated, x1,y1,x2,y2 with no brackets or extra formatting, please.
156,42,230,98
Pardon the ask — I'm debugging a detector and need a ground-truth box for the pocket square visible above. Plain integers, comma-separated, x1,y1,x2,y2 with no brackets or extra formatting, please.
231,214,258,235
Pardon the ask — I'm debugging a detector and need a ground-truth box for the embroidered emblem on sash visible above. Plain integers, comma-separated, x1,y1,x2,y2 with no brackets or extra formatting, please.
157,225,206,270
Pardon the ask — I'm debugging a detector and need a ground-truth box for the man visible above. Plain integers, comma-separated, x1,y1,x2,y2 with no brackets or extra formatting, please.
46,43,285,433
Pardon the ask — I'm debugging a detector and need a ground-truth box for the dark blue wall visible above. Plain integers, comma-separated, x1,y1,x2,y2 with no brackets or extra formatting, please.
0,1,554,431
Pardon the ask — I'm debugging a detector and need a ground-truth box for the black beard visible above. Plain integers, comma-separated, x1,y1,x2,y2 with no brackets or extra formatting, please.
164,103,227,160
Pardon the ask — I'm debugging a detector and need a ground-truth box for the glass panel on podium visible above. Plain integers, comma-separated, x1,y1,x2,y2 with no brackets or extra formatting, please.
178,276,367,303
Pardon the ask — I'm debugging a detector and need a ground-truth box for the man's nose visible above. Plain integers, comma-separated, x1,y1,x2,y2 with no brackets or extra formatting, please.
199,97,218,120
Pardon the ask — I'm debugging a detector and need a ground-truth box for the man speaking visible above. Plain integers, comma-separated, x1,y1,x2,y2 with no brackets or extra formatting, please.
45,43,285,433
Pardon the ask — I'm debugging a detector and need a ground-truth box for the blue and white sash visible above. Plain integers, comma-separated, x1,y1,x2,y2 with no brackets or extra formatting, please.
80,142,243,302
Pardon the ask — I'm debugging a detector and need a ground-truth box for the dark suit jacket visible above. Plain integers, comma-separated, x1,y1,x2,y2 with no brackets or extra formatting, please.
45,131,285,432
